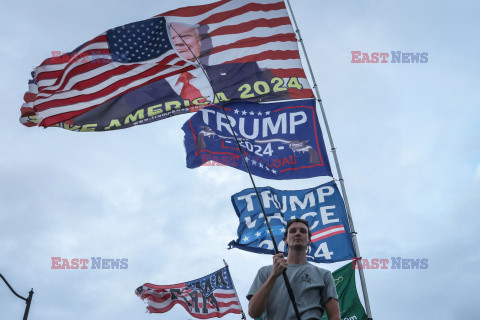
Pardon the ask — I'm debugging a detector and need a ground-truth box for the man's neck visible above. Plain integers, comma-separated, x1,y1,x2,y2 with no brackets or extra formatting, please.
286,249,308,265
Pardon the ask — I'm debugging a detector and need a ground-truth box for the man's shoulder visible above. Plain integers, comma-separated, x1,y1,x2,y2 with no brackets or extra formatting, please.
258,264,273,274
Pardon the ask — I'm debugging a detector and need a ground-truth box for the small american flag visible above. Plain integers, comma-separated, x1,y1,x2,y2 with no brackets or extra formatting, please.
21,0,312,130
136,266,244,318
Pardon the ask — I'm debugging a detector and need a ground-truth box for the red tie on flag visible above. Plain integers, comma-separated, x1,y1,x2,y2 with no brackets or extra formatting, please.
177,71,207,112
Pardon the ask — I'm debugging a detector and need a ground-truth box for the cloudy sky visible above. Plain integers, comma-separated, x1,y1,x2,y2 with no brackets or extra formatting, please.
1,0,479,319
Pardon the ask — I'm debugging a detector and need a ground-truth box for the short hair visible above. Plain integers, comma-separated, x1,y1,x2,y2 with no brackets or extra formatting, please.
283,218,311,240
169,22,200,37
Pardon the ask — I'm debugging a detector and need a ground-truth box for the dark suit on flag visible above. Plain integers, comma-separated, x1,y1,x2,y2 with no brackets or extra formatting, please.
71,62,288,130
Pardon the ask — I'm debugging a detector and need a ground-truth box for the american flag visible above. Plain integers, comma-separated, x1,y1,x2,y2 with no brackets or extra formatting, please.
20,0,313,130
20,16,193,128
135,266,243,318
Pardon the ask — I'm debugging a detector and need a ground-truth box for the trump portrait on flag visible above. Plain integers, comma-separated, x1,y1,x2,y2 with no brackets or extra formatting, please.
21,0,314,131
146,21,282,111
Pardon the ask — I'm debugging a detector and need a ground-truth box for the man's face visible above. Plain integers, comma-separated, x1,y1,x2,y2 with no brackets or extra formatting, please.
170,24,201,62
285,222,311,251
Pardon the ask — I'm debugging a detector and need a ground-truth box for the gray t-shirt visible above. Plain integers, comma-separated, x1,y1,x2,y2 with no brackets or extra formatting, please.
247,262,338,320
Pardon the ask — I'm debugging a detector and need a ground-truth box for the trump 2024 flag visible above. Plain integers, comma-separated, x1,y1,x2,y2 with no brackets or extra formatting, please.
228,181,355,263
182,98,332,180
135,266,243,318
20,0,313,131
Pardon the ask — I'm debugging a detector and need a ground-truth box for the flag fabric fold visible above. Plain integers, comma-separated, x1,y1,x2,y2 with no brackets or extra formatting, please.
135,266,243,319
182,98,332,180
20,0,313,131
321,262,368,320
228,181,355,263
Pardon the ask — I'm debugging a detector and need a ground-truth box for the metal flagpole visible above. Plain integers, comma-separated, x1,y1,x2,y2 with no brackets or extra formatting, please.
223,259,247,320
283,0,374,318
0,274,34,320
214,102,302,320
170,25,302,320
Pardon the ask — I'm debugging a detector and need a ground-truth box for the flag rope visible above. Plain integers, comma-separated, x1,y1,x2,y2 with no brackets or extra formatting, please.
284,0,373,318
170,24,302,320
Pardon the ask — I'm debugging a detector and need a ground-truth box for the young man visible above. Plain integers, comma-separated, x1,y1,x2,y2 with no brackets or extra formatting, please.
247,219,341,320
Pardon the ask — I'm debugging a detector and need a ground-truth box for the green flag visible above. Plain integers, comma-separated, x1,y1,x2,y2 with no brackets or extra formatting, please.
322,261,367,320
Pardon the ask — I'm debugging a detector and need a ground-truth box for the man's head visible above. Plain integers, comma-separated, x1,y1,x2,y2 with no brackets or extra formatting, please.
170,22,201,62
283,218,311,251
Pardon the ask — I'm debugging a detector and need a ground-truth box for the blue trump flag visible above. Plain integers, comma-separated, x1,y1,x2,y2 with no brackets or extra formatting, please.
182,99,332,180
228,181,355,263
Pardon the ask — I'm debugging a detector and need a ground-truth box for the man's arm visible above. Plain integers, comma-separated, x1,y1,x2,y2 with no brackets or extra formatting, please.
325,297,341,320
248,253,287,318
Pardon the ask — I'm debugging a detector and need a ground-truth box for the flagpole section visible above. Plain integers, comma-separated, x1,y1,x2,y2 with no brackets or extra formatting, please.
23,289,34,320
0,274,34,320
284,0,373,318
216,101,302,320
224,260,247,320
171,24,302,320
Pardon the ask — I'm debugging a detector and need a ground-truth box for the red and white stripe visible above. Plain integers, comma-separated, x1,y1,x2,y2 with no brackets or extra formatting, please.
32,40,192,127
139,285,242,318
311,225,347,243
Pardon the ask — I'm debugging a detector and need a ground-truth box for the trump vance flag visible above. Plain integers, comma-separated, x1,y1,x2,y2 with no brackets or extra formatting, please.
135,266,243,318
182,98,332,180
228,181,355,263
20,0,313,131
